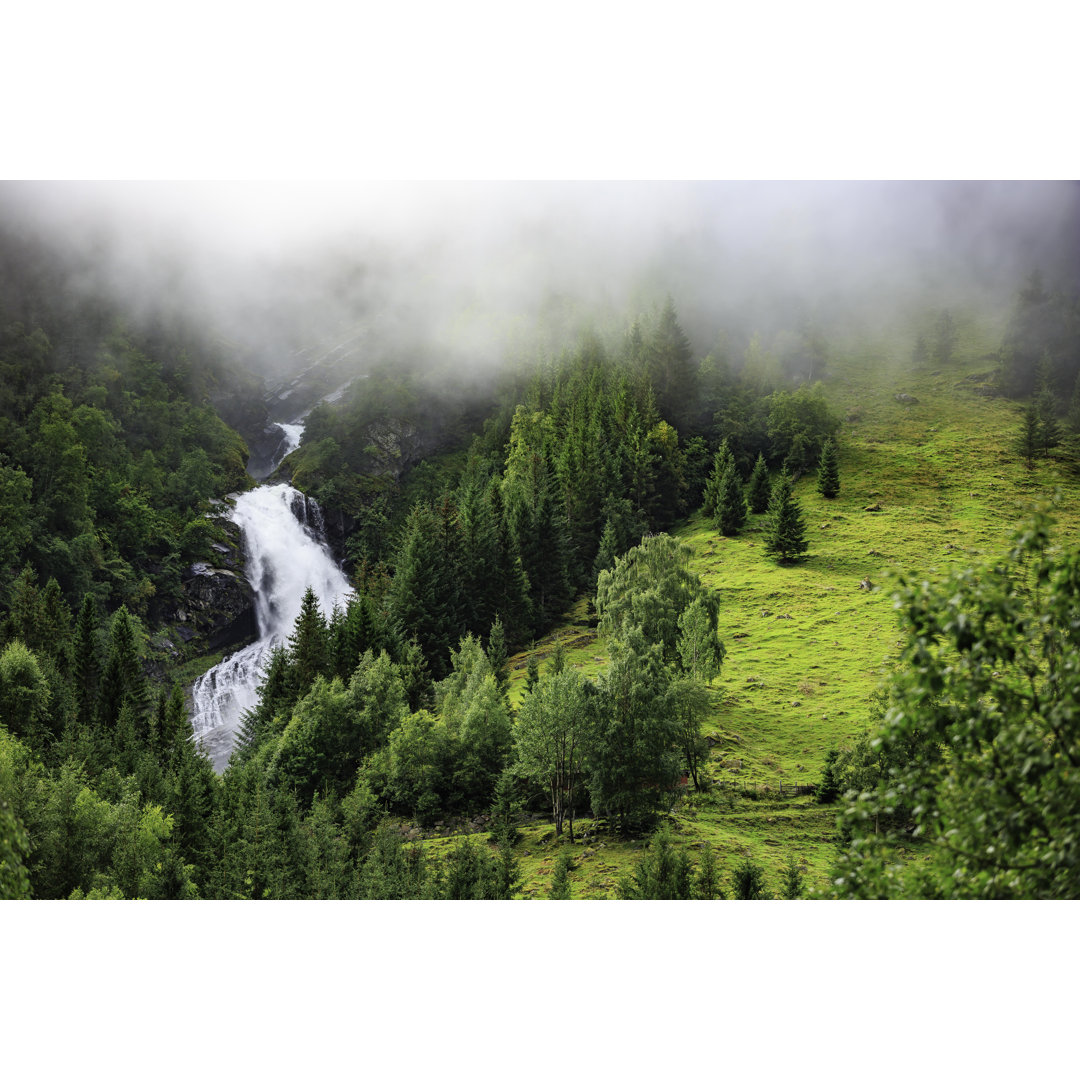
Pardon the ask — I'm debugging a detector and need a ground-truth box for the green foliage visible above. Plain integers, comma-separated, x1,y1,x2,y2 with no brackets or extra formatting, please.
762,469,808,561
676,596,725,683
489,767,522,848
596,533,720,666
671,676,711,791
714,460,747,536
746,452,771,514
549,847,573,899
590,628,681,833
730,855,771,899
816,748,842,805
1017,403,1040,467
0,797,31,898
695,841,722,899
765,385,839,474
816,437,840,498
780,854,806,899
514,668,594,839
832,508,1080,899
0,641,52,741
617,824,693,899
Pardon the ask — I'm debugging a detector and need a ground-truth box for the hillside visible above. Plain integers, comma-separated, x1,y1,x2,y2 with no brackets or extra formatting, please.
501,307,1080,898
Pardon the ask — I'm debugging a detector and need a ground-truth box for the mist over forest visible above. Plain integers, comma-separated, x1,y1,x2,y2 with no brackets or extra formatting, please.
4,180,1078,386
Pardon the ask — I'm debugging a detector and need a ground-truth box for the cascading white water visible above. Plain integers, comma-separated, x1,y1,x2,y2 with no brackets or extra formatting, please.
274,422,304,463
189,423,352,771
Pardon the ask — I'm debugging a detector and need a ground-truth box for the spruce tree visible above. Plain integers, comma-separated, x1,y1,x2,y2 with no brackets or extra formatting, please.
702,442,734,520
287,586,330,697
549,848,573,899
71,593,102,727
524,649,540,695
714,462,746,536
1034,354,1061,457
695,841,722,900
487,615,509,699
730,855,771,899
781,854,806,899
490,767,522,848
763,469,808,561
816,437,840,499
746,452,771,514
1017,403,1040,468
98,606,148,727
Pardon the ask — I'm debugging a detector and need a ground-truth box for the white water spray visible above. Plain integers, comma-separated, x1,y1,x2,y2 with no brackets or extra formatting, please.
189,424,351,771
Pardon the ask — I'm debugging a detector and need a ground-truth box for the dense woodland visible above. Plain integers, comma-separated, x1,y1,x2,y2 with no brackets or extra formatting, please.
3,243,1080,898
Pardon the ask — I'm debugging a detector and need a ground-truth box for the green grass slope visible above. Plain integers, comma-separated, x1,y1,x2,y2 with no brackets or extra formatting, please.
503,310,1080,897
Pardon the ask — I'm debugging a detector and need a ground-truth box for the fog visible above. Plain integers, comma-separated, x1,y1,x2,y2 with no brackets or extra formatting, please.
2,180,1078,385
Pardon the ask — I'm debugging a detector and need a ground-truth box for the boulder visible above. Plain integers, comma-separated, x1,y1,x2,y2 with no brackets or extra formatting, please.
178,564,257,651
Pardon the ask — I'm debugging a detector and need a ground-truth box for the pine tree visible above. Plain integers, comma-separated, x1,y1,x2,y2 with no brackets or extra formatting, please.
714,461,746,536
98,606,148,727
695,841,722,899
730,855,771,899
763,470,808,561
702,442,734,520
487,615,509,699
746,452,771,514
1017,403,1040,468
1034,354,1061,456
816,747,842,804
816,437,840,499
287,586,330,696
781,854,806,899
490,767,522,848
646,296,697,431
549,848,573,899
525,649,540,695
71,593,102,727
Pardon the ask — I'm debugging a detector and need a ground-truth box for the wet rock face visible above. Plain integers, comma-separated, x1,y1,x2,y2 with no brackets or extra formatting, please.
177,563,257,652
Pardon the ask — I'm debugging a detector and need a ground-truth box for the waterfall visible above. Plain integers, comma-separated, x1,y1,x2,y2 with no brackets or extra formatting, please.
189,423,352,771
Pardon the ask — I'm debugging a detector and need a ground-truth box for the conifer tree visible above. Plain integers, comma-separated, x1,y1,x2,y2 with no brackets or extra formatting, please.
746,452,771,513
1035,354,1061,456
287,586,330,697
781,854,806,899
816,436,840,498
549,848,573,899
702,442,734,520
730,855,771,899
525,649,540,695
763,469,808,561
714,461,746,536
1017,403,1040,468
695,841,722,899
487,615,509,699
71,593,102,727
98,606,148,727
646,296,697,432
489,767,522,848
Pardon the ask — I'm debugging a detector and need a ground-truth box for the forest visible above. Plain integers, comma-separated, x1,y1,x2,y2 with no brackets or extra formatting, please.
3,182,1080,900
